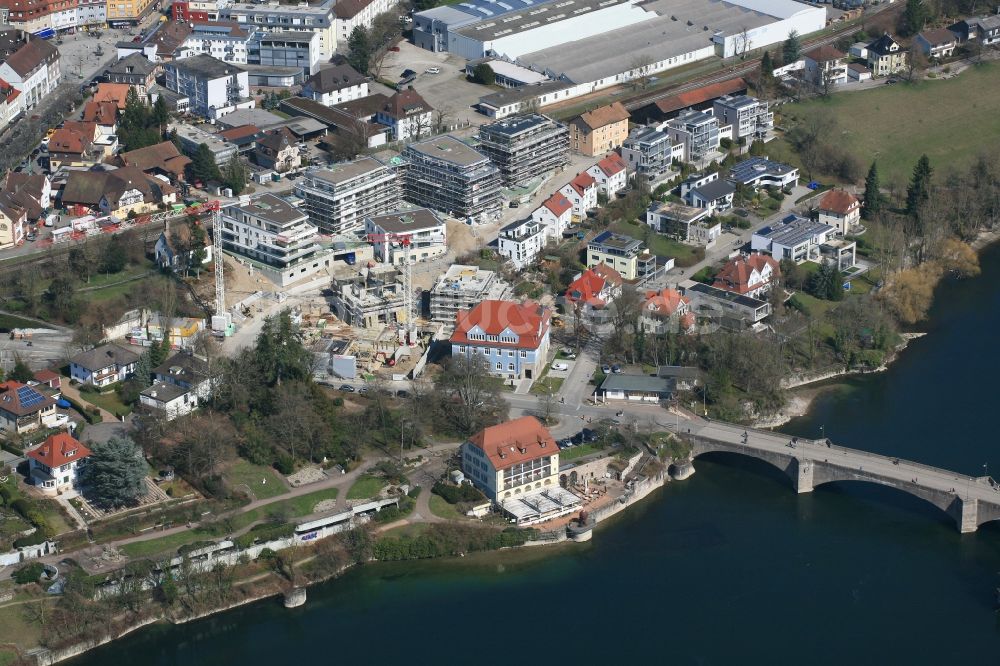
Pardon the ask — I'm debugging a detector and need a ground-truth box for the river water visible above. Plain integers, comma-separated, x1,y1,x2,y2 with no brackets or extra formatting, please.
71,244,1000,665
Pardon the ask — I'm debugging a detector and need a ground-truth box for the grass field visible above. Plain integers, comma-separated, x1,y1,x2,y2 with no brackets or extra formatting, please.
428,494,466,521
611,220,702,266
346,475,386,500
0,314,49,331
0,599,56,650
79,389,131,418
777,63,1000,187
559,443,607,462
224,460,288,500
529,376,564,395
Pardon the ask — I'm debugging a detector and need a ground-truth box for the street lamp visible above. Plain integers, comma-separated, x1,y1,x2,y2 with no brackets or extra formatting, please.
820,424,825,440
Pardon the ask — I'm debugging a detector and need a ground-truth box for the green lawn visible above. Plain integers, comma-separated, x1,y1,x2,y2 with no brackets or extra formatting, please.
0,314,49,331
529,376,564,395
777,63,1000,187
428,494,466,521
346,475,386,501
559,443,607,462
611,220,702,266
788,292,838,319
0,599,56,651
79,389,131,418
224,460,288,500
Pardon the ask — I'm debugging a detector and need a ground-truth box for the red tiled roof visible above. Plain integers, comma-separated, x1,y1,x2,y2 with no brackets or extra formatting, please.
643,288,689,316
575,102,629,131
542,192,572,217
450,300,551,350
565,269,608,308
468,416,557,471
92,83,132,110
27,433,91,468
818,189,859,215
655,78,746,114
713,254,780,295
218,124,261,141
595,152,626,177
48,128,89,155
0,380,55,416
32,369,60,386
804,45,845,62
569,172,596,196
920,28,957,45
591,263,623,288
83,100,118,125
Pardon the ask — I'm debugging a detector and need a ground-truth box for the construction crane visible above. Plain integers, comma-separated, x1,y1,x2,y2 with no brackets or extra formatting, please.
176,200,227,334
365,232,444,345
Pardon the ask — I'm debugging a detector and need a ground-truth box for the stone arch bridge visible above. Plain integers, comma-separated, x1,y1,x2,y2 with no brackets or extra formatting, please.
684,422,1000,533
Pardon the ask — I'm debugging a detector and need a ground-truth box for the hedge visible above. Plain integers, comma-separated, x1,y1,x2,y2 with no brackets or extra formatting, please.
14,531,48,548
13,562,44,585
64,395,102,424
234,522,294,549
431,481,485,505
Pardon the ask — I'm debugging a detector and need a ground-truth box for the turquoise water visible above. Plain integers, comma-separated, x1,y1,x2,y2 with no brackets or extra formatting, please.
71,244,1000,665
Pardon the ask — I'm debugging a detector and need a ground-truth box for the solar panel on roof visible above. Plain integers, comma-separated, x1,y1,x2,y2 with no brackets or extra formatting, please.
16,385,46,409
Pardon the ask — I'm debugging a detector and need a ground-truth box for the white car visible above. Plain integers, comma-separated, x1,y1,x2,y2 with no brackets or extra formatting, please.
425,66,441,74
551,362,569,371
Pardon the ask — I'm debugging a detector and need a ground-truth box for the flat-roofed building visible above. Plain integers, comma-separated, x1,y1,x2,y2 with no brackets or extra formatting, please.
219,193,330,286
646,201,720,245
666,110,720,164
751,214,834,264
220,0,338,59
403,135,501,221
252,30,322,75
729,157,799,189
430,264,511,324
164,54,252,120
621,125,682,181
587,230,655,281
364,207,448,265
476,114,568,186
712,94,772,141
295,157,401,235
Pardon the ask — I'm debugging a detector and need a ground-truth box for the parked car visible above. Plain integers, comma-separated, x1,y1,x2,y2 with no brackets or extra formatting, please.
558,438,573,449
611,364,622,374
339,384,355,392
570,432,584,445
508,200,519,208
401,68,417,78
601,364,611,374
425,66,441,74
552,362,569,371
357,386,369,394
581,428,599,443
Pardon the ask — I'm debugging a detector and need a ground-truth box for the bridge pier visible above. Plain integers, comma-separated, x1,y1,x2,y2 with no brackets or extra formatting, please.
957,498,979,534
794,458,813,494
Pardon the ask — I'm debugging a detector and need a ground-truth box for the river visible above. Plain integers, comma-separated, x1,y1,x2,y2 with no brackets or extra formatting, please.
70,244,1000,665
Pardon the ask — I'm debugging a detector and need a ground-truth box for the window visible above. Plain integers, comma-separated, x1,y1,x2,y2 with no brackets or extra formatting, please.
508,363,514,371
496,363,502,370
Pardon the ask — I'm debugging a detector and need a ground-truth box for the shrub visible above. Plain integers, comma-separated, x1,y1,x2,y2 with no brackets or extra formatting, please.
234,521,294,548
13,562,44,584
432,481,485,505
14,532,48,548
273,454,294,475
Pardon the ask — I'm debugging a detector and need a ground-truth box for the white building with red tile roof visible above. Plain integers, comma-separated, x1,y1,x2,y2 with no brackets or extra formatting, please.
461,416,580,525
531,191,573,241
713,253,780,298
586,153,628,197
565,265,623,313
27,432,91,495
816,189,861,235
450,300,551,382
639,287,693,334
558,172,598,218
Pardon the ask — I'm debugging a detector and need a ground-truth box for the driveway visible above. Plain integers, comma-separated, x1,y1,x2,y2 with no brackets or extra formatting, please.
60,382,117,423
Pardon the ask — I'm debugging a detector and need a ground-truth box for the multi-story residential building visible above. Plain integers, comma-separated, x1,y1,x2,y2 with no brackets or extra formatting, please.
680,171,735,214
621,125,681,181
172,0,227,21
530,191,572,242
666,110,720,164
460,416,562,506
711,94,773,141
107,0,154,26
569,101,629,156
164,54,252,119
0,380,57,435
751,214,835,263
866,33,907,77
2,171,50,227
713,253,781,298
729,157,799,190
817,189,861,236
403,135,502,221
76,0,105,28
27,432,91,495
646,201,721,245
587,231,656,281
295,158,401,235
639,287,692,334
0,38,58,110
0,76,22,137
220,0,338,60
301,62,368,107
364,207,447,265
916,28,957,59
219,193,330,286
586,153,628,198
803,45,848,87
47,121,100,171
429,264,510,324
565,265,623,313
450,299,552,382
0,191,26,250
251,30,321,75
558,172,598,219
102,53,157,95
175,21,254,64
497,217,545,270
334,0,399,44
69,343,140,387
329,268,407,327
375,87,433,142
476,114,569,187
254,128,301,173
950,15,1000,45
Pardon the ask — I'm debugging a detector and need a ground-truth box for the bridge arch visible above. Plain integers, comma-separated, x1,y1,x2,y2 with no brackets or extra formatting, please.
690,444,799,489
809,477,960,527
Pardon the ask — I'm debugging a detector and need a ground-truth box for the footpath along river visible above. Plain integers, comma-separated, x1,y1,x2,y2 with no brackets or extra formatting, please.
71,244,1000,665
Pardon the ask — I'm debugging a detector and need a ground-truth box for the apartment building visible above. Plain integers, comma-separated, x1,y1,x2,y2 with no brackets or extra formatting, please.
587,230,655,280
403,135,502,221
164,54,252,119
364,207,447,265
666,110,720,164
558,172,598,219
102,53,157,95
329,269,407,327
803,45,848,86
219,193,330,286
586,152,628,198
712,94,773,141
450,300,552,382
530,191,572,242
646,201,721,245
334,0,399,44
295,157,401,235
302,62,368,107
0,77,22,137
107,0,154,25
621,125,682,181
252,30,321,75
497,217,545,270
220,0,338,59
0,38,59,110
476,114,569,186
175,21,254,64
866,33,907,77
569,101,629,156
429,264,510,324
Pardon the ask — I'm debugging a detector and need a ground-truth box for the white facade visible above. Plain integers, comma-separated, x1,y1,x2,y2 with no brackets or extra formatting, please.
139,382,200,420
220,1,338,59
586,160,627,198
177,30,253,64
364,209,448,265
0,58,58,111
295,159,401,235
531,200,572,242
336,0,400,43
751,216,835,263
497,218,545,270
164,57,252,119
305,79,368,107
558,178,598,218
376,106,432,142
